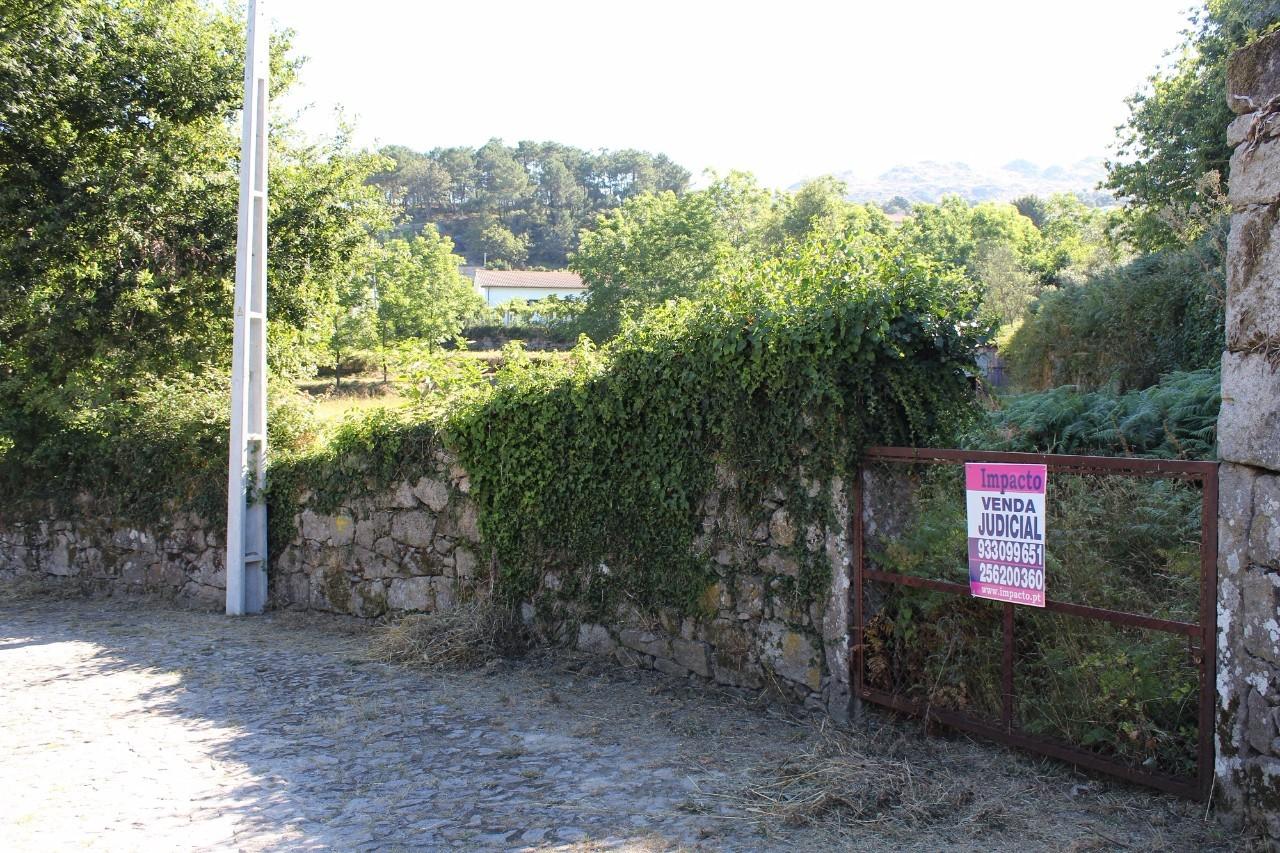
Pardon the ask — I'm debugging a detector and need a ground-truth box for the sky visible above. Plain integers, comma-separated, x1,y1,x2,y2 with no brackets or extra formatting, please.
267,0,1193,189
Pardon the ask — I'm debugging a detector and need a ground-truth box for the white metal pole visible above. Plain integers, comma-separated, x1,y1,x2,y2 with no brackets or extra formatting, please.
227,0,269,616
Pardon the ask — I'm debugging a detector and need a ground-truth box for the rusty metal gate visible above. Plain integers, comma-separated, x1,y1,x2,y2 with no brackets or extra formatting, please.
851,447,1217,800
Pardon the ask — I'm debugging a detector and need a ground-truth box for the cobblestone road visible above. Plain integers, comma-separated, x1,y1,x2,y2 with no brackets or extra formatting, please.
0,597,1233,852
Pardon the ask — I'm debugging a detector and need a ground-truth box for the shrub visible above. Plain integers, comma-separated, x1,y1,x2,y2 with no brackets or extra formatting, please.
1002,230,1224,392
972,367,1220,459
0,372,317,525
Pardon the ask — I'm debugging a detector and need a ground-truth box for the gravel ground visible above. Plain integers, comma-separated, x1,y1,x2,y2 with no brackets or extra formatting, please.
0,595,1242,851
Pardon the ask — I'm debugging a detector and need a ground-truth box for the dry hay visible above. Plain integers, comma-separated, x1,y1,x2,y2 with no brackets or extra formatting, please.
719,721,977,831
696,711,1236,852
368,599,527,670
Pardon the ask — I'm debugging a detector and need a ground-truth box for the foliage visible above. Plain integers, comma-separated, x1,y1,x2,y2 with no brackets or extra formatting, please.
864,463,1204,776
570,189,732,339
368,139,690,268
1104,0,1280,251
327,226,482,383
0,0,392,450
972,368,1221,460
970,244,1039,328
0,373,316,526
1002,229,1224,391
571,173,896,340
448,227,990,613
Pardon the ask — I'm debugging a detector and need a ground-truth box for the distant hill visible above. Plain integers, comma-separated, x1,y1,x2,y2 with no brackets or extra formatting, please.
794,158,1114,206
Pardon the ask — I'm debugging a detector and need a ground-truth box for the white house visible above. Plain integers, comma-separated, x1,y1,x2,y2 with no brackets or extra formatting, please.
466,269,587,307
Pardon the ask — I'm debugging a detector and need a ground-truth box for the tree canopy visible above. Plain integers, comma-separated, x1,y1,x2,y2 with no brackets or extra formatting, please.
1104,0,1280,250
0,0,394,441
368,140,690,268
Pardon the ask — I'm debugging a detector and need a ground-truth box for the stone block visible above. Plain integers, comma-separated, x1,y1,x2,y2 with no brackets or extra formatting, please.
1227,30,1280,114
576,623,616,656
374,536,399,560
145,561,185,592
389,481,418,509
390,511,436,549
712,662,763,689
329,511,356,547
432,577,454,611
46,537,73,576
671,638,711,678
758,551,799,577
1229,136,1280,207
768,508,796,547
1229,112,1256,147
653,657,688,678
734,575,764,619
1219,351,1280,470
1247,688,1279,754
351,581,388,618
705,619,750,669
618,628,671,659
760,620,821,691
1221,463,1260,582
354,514,389,550
1226,203,1280,351
1249,475,1280,569
412,477,450,512
453,546,478,578
279,572,310,609
387,576,433,612
1241,568,1280,665
299,510,328,543
455,503,480,541
354,548,400,580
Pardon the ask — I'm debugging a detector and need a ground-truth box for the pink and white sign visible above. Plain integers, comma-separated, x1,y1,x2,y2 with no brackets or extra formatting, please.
965,462,1047,608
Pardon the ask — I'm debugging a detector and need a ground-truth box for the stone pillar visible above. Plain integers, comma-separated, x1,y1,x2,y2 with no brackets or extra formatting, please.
1218,29,1280,842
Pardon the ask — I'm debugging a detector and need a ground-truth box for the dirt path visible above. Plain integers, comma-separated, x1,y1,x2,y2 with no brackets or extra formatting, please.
0,597,1236,851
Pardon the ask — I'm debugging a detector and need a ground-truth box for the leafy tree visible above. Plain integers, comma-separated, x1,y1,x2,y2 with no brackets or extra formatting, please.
370,228,481,380
467,215,530,268
571,190,729,339
329,228,481,384
327,245,379,389
770,176,853,243
972,243,1040,327
1104,0,1280,250
1011,195,1049,229
0,0,390,434
881,195,912,215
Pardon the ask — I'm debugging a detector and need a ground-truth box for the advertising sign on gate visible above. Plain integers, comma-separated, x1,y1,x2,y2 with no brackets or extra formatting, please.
965,462,1047,607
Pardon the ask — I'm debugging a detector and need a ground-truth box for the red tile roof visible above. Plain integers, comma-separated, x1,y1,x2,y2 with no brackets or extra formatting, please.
473,269,585,290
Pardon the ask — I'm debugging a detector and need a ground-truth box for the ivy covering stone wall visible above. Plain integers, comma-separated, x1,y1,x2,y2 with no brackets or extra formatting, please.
0,225,986,723
0,452,854,716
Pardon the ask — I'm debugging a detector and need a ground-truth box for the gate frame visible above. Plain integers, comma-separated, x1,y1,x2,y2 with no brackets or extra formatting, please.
851,447,1218,800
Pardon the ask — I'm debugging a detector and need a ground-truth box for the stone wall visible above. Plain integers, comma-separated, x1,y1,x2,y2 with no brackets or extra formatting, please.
0,449,481,616
565,465,852,720
1218,29,1280,842
0,454,852,721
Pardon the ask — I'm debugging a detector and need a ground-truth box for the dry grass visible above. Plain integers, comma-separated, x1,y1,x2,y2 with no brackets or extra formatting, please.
701,713,1234,851
367,599,527,671
715,721,977,831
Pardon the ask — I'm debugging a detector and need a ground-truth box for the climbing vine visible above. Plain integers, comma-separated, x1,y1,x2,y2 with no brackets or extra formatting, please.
445,231,990,615
2,229,989,623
